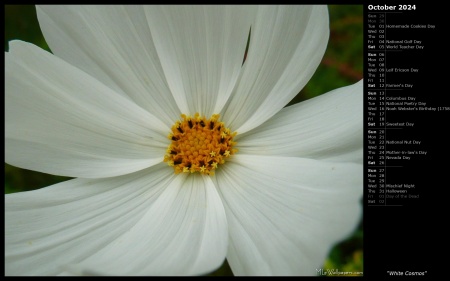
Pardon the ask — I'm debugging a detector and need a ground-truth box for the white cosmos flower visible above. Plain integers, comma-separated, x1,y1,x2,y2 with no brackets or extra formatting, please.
5,5,363,276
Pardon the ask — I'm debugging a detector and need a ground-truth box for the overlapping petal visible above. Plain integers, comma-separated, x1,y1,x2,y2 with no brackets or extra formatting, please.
214,154,362,275
36,5,180,126
236,80,363,164
5,41,168,178
143,5,255,117
5,164,171,275
6,164,228,276
37,5,255,123
222,5,329,134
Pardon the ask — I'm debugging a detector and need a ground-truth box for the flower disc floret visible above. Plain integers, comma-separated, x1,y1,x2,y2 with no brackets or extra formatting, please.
164,113,237,175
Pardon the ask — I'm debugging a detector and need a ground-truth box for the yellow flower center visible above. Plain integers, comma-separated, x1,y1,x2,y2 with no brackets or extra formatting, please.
164,113,237,175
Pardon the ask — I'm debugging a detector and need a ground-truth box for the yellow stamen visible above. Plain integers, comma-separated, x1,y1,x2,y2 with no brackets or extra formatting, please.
164,113,237,175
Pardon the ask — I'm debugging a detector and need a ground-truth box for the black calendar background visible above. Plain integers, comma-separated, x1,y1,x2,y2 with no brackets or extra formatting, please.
364,1,445,278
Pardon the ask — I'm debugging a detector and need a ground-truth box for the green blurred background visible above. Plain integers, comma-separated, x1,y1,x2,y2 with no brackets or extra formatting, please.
4,5,363,276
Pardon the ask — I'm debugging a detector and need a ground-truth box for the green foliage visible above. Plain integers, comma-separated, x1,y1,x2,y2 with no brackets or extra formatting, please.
5,5,50,52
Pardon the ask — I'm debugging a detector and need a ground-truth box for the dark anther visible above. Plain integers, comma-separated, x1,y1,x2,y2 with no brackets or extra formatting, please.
170,150,177,155
174,159,182,165
186,162,192,169
208,160,213,165
217,125,221,131
200,120,205,127
177,127,184,133
210,121,214,130
220,138,225,144
199,160,205,167
188,120,193,129
171,136,179,141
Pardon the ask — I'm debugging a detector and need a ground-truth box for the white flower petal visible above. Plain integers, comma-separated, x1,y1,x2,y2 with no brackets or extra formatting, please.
6,41,168,178
67,173,228,276
36,5,180,126
144,5,255,116
321,147,364,164
6,164,172,276
222,5,329,134
6,164,228,276
237,80,363,164
215,154,362,276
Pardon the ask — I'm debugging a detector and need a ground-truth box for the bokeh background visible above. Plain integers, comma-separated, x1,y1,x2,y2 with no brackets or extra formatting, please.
4,5,363,276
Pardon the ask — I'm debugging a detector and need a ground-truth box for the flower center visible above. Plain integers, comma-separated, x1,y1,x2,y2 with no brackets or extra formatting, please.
164,113,237,175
